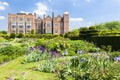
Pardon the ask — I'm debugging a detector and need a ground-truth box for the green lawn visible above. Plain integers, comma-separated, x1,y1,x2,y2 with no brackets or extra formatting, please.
0,56,56,80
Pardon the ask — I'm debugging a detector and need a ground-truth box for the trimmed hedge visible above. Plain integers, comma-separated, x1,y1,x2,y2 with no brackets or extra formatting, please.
86,35,120,51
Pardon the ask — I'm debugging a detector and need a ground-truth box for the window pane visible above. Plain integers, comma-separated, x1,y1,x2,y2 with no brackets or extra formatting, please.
55,24,58,27
11,22,16,25
26,26,31,28
60,23,63,27
11,25,16,28
55,30,58,33
12,30,15,33
18,18,23,21
26,18,30,21
47,23,51,27
19,30,23,33
11,18,16,21
19,26,23,28
26,30,30,33
46,30,51,33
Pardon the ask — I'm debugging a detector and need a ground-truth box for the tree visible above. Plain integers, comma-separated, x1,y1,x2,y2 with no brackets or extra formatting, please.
66,29,79,38
89,26,96,30
10,33,16,38
1,31,7,34
17,33,24,38
79,27,89,31
31,29,34,34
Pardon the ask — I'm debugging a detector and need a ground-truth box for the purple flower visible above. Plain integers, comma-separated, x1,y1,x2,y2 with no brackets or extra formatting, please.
30,47,34,51
51,51,56,56
38,46,45,53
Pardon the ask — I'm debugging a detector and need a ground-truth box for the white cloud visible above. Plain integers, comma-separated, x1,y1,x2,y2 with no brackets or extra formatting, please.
70,18,84,22
33,2,48,16
3,2,9,6
20,11,30,14
0,16,5,20
0,1,9,10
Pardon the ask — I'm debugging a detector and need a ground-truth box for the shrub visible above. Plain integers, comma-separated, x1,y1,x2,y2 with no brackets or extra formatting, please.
17,33,24,38
0,45,23,59
10,33,16,38
67,49,76,56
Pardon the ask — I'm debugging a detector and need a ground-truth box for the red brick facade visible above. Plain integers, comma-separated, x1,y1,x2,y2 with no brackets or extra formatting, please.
8,12,69,34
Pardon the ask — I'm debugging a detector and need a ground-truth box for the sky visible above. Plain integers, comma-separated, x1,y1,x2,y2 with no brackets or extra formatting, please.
0,0,120,31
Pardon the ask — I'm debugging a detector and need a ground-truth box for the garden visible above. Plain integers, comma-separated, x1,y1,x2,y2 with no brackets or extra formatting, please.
0,34,120,80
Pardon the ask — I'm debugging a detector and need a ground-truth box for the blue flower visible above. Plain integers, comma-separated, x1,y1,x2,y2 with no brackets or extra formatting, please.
80,58,85,62
114,57,120,62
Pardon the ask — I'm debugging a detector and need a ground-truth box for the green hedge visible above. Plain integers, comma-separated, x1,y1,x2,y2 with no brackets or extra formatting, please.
86,35,120,51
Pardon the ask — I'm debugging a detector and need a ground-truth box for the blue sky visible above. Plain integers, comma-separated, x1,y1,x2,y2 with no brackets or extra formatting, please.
0,0,120,31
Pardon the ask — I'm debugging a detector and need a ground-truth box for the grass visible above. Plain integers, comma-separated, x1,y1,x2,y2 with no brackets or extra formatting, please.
0,56,56,80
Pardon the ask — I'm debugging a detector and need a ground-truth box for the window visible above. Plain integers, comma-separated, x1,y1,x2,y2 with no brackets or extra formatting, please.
11,18,16,21
60,29,63,33
19,30,23,33
11,25,16,28
65,16,68,21
26,18,30,21
46,30,52,33
60,23,63,27
18,18,23,21
55,24,58,27
11,30,15,33
55,30,58,33
19,25,23,28
26,25,31,28
46,22,51,27
26,30,30,33
11,22,16,25
47,18,50,21
57,18,61,21
26,22,31,26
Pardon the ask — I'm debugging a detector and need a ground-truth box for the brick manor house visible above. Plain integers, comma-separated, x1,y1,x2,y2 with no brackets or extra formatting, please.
8,11,69,34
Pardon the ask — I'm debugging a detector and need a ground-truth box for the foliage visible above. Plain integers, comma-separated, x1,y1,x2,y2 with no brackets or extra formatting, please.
65,29,79,38
36,59,57,73
0,31,7,34
22,47,50,63
10,33,16,38
0,45,23,56
31,29,34,34
0,45,23,64
95,21,120,31
89,26,96,30
58,53,120,80
108,51,120,61
17,33,24,38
